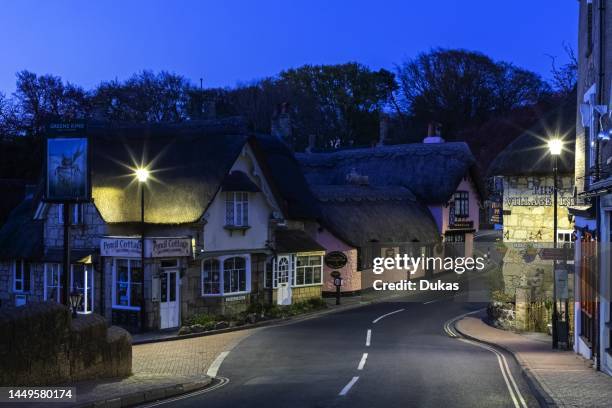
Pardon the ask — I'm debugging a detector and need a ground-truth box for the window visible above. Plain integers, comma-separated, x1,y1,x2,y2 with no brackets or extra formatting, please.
445,232,465,243
587,1,593,57
58,203,84,225
201,255,250,296
44,263,94,313
295,255,323,286
225,192,248,226
557,230,575,245
45,263,63,303
13,260,31,292
113,259,142,309
72,264,94,313
224,257,247,293
202,259,221,294
453,191,469,218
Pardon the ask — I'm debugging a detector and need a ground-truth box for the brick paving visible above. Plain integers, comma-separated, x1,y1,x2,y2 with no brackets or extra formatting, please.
456,316,612,407
133,328,258,376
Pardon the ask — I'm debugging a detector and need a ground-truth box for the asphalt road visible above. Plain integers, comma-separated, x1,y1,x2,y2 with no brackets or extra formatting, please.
142,288,539,408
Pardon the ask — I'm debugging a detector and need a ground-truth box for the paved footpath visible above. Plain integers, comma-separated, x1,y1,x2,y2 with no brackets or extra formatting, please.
456,315,612,408
21,327,258,407
133,327,257,376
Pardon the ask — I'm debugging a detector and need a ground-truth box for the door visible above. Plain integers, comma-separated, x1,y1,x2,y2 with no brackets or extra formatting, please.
276,255,292,305
160,270,179,329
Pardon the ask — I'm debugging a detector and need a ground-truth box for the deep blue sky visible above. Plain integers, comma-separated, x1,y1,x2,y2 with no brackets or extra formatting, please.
0,0,577,94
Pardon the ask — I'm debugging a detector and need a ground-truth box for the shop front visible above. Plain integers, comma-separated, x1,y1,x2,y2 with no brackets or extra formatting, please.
266,229,326,305
100,236,192,331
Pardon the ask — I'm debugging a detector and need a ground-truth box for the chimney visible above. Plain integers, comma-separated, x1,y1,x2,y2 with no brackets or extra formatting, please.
306,134,316,153
377,114,389,146
423,122,445,143
271,102,293,148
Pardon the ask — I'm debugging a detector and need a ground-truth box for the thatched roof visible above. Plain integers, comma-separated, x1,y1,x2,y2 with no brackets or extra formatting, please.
297,142,479,204
253,135,321,220
312,185,440,247
90,119,320,224
91,118,250,224
488,101,576,176
0,198,43,261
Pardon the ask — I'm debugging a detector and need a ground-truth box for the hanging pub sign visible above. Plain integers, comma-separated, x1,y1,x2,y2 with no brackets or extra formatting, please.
44,121,90,202
324,251,348,269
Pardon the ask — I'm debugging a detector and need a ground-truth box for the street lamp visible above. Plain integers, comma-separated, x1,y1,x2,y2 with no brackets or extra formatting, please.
135,167,149,332
548,139,562,349
69,290,83,318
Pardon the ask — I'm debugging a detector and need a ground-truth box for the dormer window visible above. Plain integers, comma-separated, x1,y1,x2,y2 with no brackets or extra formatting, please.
225,192,249,227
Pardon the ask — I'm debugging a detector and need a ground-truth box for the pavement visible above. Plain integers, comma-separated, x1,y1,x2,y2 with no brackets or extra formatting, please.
455,315,612,407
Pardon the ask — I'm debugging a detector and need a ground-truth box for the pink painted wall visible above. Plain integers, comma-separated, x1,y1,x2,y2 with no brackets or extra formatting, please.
314,228,361,293
428,175,480,235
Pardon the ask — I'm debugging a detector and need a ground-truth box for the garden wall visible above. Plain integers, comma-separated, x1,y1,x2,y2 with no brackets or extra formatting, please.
0,302,131,386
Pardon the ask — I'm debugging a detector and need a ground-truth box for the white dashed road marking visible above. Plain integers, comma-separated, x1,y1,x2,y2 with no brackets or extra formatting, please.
372,308,405,324
338,376,360,396
357,353,368,370
366,329,371,346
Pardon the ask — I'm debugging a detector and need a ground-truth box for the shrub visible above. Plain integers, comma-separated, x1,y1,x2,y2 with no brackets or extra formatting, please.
185,313,215,327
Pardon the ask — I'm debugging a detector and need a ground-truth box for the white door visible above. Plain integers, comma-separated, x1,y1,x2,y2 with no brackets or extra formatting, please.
160,270,180,329
276,256,292,305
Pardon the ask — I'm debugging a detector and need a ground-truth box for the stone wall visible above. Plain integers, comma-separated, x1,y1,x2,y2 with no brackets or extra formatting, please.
0,302,131,386
0,262,45,310
502,175,574,242
45,203,107,249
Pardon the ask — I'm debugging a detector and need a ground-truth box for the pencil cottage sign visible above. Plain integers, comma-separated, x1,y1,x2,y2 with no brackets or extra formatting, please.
100,237,192,258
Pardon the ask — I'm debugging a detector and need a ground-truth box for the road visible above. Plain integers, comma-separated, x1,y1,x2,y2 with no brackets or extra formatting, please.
141,288,539,408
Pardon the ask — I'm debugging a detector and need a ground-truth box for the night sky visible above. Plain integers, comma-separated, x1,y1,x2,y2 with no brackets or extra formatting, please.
0,0,577,93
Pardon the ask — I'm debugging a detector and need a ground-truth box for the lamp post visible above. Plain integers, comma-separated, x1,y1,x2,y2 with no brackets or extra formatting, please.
548,139,562,349
136,168,149,332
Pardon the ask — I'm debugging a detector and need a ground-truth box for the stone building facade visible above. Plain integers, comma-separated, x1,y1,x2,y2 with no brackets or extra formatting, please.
0,120,328,333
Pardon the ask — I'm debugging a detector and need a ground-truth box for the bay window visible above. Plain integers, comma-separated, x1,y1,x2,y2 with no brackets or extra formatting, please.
113,259,142,309
224,257,247,293
202,259,221,295
201,255,250,296
225,192,249,226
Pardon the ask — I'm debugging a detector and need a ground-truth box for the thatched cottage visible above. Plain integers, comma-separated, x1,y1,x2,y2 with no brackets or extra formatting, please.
0,119,328,332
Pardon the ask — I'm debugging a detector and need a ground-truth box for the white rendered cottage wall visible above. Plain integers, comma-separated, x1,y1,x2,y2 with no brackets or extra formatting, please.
203,144,282,253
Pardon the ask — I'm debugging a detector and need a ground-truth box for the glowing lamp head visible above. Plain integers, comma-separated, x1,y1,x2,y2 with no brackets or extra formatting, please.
135,168,149,182
548,139,562,156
